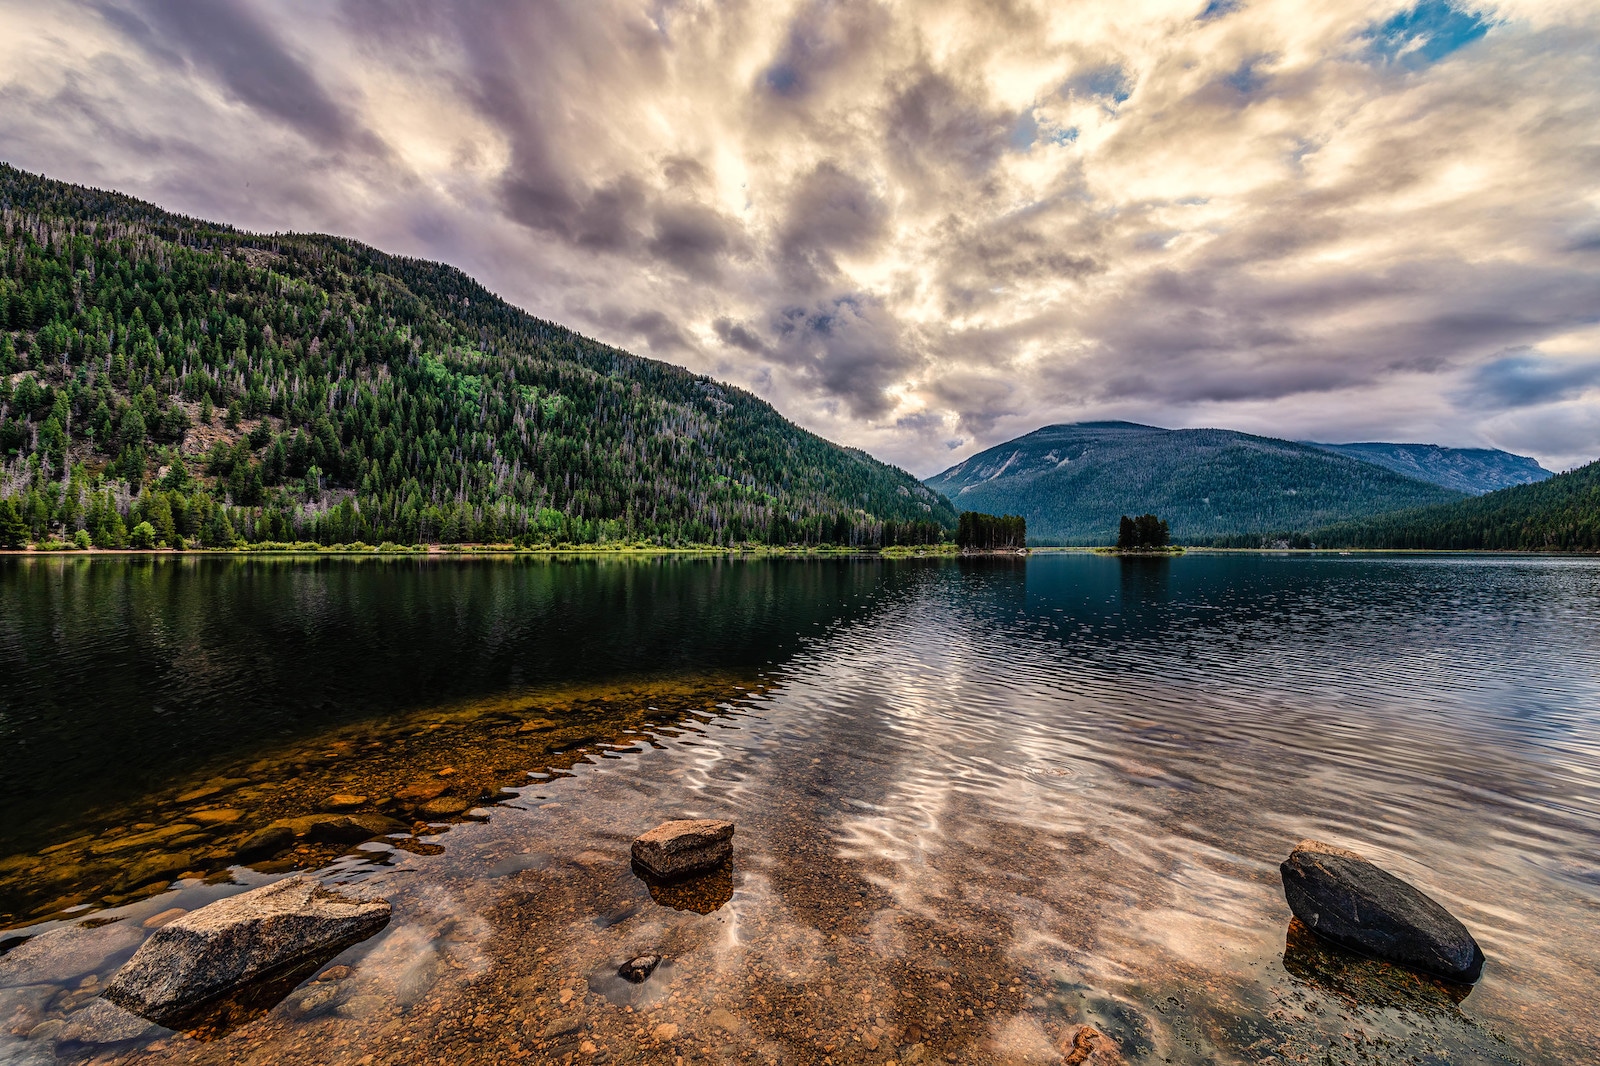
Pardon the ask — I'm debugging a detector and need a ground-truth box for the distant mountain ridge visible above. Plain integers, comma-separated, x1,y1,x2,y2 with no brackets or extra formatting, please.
924,422,1465,545
1306,441,1551,496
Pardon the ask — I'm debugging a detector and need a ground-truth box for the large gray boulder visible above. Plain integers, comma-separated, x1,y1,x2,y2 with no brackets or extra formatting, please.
1280,839,1484,982
631,819,734,880
101,877,390,1025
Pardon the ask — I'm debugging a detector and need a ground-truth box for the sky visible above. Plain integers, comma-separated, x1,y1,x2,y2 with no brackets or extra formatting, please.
2,0,1598,477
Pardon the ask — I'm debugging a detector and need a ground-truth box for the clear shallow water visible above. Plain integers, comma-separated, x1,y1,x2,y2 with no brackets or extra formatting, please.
1,553,1597,1064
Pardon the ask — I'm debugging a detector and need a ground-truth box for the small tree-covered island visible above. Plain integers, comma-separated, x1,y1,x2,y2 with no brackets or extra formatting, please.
1091,513,1183,555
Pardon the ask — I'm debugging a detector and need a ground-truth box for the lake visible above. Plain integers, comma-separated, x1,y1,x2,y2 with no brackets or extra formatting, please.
1,552,1597,1064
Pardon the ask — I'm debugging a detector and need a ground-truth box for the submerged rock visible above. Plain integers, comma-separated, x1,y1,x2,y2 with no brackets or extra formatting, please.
56,998,159,1044
101,877,391,1026
0,922,143,989
1280,839,1484,982
235,825,295,862
269,813,407,845
630,819,734,880
618,954,661,983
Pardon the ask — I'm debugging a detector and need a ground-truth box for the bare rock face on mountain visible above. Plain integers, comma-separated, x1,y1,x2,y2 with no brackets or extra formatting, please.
631,819,735,880
1280,839,1484,982
101,878,390,1026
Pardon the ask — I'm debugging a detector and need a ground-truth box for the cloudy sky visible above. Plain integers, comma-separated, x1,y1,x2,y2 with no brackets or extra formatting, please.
3,0,1598,475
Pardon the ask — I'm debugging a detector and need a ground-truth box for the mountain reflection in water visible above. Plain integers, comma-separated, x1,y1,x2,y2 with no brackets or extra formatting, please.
0,552,1596,1065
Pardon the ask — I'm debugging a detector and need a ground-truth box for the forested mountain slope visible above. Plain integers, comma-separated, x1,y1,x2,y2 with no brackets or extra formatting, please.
1308,459,1600,550
1307,441,1551,496
924,422,1463,545
0,164,952,548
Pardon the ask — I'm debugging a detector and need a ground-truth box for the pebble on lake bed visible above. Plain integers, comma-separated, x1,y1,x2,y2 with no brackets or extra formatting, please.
630,818,734,880
1280,839,1485,982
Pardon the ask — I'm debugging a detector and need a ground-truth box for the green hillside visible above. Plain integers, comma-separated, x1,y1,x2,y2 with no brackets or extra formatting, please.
924,422,1463,545
0,164,953,549
1307,459,1600,550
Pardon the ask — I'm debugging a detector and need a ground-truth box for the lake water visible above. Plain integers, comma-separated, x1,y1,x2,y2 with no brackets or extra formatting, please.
1,552,1597,1064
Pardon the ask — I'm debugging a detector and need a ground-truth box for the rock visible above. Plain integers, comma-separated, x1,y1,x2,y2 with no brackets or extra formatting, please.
101,877,391,1026
708,1007,741,1033
269,813,407,845
618,954,661,983
543,1013,584,1038
175,779,249,804
1059,1025,1121,1065
89,824,199,856
393,780,450,804
630,819,734,880
335,993,386,1019
652,1022,679,1042
56,998,158,1044
0,923,143,989
236,825,295,862
142,908,187,929
323,794,367,811
1280,839,1484,982
418,796,471,818
283,981,340,1018
190,808,245,826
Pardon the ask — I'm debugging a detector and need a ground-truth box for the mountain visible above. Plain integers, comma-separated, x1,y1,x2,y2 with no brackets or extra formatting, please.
923,422,1464,545
1308,459,1600,551
0,164,953,548
1307,441,1551,496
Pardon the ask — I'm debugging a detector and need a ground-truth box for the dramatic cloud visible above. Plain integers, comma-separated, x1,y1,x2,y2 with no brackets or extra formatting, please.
2,0,1598,472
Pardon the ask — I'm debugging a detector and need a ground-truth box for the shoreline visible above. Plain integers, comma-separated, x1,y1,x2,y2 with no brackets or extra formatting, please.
3,544,1598,558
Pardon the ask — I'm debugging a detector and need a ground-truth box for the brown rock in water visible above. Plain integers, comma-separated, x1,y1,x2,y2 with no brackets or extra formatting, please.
418,796,472,818
190,808,244,826
236,825,295,862
1281,839,1484,982
323,794,367,811
101,877,390,1026
270,813,407,845
630,819,734,880
393,779,450,804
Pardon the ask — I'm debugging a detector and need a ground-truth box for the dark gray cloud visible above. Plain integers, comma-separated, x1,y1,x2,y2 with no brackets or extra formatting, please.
1467,351,1600,409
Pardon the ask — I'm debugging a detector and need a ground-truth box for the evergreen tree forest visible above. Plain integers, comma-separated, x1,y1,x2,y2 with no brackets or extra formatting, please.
956,511,1026,550
1116,513,1170,549
1307,458,1600,551
0,165,955,549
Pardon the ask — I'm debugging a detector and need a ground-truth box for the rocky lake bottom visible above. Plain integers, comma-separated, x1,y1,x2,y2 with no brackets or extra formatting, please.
1,553,1597,1064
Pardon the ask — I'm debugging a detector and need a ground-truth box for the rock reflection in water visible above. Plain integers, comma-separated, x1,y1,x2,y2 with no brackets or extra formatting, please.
1281,918,1474,1012
639,865,736,914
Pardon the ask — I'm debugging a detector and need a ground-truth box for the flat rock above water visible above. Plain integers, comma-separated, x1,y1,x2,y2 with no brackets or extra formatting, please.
101,877,391,1026
630,819,734,880
1280,839,1484,982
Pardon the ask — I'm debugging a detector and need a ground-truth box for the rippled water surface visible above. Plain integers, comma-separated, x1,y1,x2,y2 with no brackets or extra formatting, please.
1,552,1598,1065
